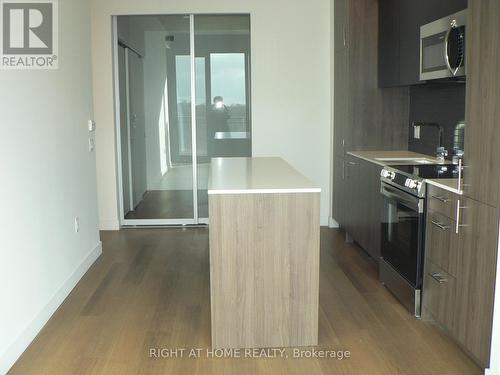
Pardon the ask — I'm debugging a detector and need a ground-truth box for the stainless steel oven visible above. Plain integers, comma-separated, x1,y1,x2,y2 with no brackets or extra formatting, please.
420,9,467,81
380,182,425,317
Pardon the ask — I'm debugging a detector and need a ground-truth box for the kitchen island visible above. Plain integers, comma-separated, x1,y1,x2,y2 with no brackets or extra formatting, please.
208,157,321,349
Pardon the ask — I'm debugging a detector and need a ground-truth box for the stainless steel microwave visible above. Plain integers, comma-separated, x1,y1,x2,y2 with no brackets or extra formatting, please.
420,9,467,81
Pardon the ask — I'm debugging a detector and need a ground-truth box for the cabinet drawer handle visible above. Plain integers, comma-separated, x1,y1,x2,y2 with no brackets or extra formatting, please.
431,220,450,231
455,199,468,234
431,195,450,203
430,273,447,284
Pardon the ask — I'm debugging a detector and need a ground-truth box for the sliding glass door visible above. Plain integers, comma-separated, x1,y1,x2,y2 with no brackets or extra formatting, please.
114,14,251,225
194,15,251,219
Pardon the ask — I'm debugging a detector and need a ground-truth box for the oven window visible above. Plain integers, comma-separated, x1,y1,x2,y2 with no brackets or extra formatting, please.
421,31,447,73
381,196,421,286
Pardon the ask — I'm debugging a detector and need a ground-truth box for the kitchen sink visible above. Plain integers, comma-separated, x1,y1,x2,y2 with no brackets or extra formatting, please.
374,157,436,164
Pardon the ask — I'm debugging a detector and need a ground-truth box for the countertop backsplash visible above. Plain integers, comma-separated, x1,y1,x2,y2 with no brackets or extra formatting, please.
408,82,466,157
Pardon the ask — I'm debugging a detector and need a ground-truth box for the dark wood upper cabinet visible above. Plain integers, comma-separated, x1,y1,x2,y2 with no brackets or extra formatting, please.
379,0,468,87
464,0,500,208
398,0,433,86
378,0,400,87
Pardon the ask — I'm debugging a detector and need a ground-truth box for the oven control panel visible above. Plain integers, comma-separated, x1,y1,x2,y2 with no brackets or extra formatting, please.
380,167,425,197
404,178,423,192
380,169,396,180
405,178,418,189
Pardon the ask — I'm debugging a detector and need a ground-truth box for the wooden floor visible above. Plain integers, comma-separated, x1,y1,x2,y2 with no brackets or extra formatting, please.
9,228,481,375
125,190,208,220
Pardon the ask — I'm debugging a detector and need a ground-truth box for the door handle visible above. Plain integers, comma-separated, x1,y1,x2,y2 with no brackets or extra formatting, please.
457,158,462,191
431,220,450,231
455,199,468,234
431,195,450,203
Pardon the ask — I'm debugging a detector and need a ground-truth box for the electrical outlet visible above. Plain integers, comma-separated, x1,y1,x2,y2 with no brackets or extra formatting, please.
88,120,96,132
88,137,95,152
74,217,80,233
413,125,421,139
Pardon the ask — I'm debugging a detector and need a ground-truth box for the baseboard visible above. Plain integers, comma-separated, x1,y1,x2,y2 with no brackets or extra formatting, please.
0,242,102,375
99,218,120,231
328,217,340,228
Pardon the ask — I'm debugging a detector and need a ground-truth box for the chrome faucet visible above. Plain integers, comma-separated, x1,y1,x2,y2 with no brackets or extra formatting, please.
412,122,448,161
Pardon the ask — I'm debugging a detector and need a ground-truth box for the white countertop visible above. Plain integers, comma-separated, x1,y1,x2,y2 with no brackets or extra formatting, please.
347,150,446,166
208,157,321,195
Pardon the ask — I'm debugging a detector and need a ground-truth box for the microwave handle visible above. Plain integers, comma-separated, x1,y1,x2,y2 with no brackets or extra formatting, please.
444,20,462,76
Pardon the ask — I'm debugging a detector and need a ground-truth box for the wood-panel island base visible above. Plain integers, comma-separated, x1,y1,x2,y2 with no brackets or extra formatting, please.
208,157,320,349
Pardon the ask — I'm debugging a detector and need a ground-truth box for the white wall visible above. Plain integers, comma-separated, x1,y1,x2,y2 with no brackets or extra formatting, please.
0,0,101,372
91,0,332,228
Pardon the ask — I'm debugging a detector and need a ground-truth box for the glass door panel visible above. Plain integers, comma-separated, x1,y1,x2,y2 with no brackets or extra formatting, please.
194,15,252,219
117,15,194,223
115,14,251,225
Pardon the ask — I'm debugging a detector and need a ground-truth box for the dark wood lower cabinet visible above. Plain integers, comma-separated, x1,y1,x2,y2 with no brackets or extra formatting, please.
333,155,382,262
423,186,499,368
332,156,345,227
425,210,458,276
454,197,499,368
423,260,457,332
343,155,361,241
356,158,382,261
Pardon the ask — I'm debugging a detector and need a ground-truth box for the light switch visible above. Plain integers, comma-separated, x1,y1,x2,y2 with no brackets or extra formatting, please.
88,138,95,152
88,120,96,132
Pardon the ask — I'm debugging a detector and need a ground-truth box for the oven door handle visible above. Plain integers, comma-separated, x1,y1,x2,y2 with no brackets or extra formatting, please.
381,183,422,213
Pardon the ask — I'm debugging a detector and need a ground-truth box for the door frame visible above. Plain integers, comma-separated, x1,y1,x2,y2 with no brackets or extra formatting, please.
123,47,134,210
